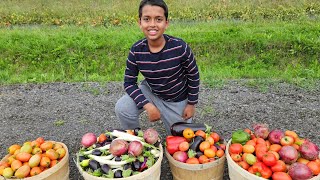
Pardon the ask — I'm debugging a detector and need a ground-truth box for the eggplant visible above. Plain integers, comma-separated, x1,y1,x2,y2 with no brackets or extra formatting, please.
114,170,123,178
101,164,110,174
102,141,111,146
132,160,141,171
154,140,160,147
195,151,204,158
189,136,204,151
123,163,132,170
95,143,102,148
115,156,122,161
89,159,101,171
170,122,207,136
134,127,141,136
92,149,102,156
78,155,86,162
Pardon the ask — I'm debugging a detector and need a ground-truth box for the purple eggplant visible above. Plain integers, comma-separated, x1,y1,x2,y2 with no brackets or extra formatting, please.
170,122,209,136
132,160,141,171
114,170,123,178
189,136,204,151
89,160,100,171
195,151,204,158
92,149,102,156
101,164,110,174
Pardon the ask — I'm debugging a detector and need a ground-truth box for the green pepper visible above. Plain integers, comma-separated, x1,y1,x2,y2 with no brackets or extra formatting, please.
231,129,250,145
80,159,90,167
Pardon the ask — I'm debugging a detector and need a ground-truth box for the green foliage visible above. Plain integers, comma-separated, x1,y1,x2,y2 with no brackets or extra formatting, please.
0,0,319,26
0,20,319,85
0,0,320,87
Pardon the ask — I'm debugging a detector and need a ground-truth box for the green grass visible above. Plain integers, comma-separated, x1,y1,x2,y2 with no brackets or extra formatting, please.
0,0,320,87
0,20,319,86
1,0,319,26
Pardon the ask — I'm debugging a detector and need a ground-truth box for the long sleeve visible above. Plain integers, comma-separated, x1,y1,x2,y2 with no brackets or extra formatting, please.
182,44,200,105
123,48,149,109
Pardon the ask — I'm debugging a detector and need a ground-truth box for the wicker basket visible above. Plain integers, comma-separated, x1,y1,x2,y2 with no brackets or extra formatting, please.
226,140,320,180
0,141,69,180
165,148,226,180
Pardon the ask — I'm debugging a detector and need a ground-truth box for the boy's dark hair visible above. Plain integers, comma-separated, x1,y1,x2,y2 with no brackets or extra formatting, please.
139,0,168,20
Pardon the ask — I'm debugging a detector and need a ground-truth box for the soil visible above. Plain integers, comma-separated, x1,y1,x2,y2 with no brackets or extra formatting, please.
0,81,319,180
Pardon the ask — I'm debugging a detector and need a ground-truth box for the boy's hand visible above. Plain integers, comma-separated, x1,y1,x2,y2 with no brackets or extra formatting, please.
143,103,161,122
182,104,195,120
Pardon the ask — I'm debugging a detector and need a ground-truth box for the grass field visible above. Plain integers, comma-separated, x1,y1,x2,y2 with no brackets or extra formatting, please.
0,0,319,87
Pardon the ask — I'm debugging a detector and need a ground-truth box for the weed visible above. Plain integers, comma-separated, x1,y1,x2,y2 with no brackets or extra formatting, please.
54,119,65,126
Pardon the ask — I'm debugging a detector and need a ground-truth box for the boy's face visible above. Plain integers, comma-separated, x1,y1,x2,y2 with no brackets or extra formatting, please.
139,5,169,43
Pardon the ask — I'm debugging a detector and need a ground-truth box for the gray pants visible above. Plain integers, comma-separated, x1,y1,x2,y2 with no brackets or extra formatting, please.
115,80,192,134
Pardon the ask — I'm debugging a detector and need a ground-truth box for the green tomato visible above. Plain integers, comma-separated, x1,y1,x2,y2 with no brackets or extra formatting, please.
245,154,257,165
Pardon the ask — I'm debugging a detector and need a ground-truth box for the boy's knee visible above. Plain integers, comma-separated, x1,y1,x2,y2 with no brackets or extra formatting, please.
115,95,138,116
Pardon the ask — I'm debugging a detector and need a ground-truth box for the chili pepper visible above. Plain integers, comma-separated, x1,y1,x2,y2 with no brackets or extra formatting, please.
166,136,187,155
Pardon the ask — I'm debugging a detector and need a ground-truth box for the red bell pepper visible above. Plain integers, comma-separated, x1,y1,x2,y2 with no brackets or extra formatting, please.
166,136,187,155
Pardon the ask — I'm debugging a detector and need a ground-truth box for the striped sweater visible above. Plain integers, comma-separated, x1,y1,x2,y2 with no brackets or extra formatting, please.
124,34,200,109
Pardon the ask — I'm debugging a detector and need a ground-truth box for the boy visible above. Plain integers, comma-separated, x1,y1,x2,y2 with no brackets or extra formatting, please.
115,0,200,134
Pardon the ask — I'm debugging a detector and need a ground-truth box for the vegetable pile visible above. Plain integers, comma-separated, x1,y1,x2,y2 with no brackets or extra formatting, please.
166,122,226,164
228,123,320,180
0,137,67,178
77,128,161,178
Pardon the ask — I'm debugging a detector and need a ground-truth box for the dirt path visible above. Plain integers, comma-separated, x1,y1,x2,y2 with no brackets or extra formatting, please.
0,81,319,180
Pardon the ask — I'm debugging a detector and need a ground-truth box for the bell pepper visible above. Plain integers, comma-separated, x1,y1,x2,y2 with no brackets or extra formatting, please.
166,136,187,155
231,129,250,145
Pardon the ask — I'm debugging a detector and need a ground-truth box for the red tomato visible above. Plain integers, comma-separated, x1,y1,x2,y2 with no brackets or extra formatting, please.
260,166,272,179
231,154,242,162
255,143,268,152
229,143,242,154
262,152,277,167
271,160,287,172
255,149,267,161
244,128,251,135
238,161,250,170
248,166,256,174
210,132,220,142
271,172,292,180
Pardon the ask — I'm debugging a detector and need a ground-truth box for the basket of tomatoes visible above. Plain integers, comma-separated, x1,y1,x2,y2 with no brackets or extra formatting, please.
165,122,226,180
0,137,69,180
226,123,320,180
